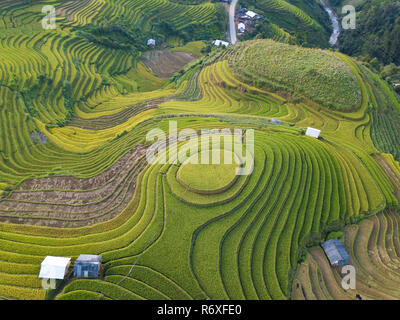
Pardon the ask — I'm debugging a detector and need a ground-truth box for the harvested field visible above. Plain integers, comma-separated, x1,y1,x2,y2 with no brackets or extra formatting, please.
293,210,400,300
0,145,148,227
68,99,165,130
56,0,93,21
142,50,196,78
373,154,400,202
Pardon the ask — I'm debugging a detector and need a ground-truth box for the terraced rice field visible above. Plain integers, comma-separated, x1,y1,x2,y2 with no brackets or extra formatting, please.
141,50,195,78
0,0,399,301
292,210,400,300
176,149,240,194
238,0,330,46
54,0,217,31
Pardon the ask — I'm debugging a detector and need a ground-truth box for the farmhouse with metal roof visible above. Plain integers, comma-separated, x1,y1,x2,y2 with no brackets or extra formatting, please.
212,40,230,47
147,38,156,47
39,256,71,280
74,254,102,278
321,239,350,266
270,118,282,125
238,23,246,33
305,127,321,138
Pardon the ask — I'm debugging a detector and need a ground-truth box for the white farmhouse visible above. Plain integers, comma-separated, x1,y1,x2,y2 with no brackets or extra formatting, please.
305,127,321,139
39,256,71,280
238,23,246,33
212,40,230,47
147,38,156,47
245,10,257,19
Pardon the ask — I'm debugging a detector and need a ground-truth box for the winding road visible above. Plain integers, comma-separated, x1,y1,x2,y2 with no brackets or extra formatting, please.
229,0,239,44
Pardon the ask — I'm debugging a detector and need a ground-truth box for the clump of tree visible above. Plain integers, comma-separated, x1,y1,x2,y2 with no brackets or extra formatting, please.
237,0,331,47
19,74,52,118
379,63,400,92
153,4,227,42
62,80,75,121
73,21,150,55
339,0,400,66
73,4,226,53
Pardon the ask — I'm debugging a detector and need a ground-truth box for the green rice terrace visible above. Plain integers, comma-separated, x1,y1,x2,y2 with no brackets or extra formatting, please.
177,149,240,194
0,0,399,301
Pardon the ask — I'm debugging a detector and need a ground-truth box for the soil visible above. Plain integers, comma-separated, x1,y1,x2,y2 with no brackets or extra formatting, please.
0,144,148,228
373,154,400,202
68,98,165,130
56,0,92,22
142,50,195,78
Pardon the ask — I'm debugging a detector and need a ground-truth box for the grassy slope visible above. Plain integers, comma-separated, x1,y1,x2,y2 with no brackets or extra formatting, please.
239,0,331,46
228,40,362,112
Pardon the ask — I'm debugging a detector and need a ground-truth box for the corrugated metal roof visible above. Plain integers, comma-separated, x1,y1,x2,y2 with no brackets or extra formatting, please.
321,239,350,266
305,127,321,138
270,119,282,125
39,256,71,279
246,11,256,18
41,256,71,266
75,254,102,263
212,40,229,47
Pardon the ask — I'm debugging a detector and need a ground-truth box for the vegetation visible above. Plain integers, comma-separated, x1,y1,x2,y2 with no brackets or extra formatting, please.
238,0,331,47
333,0,400,95
293,210,400,300
176,149,239,193
0,0,399,302
338,0,400,66
228,40,362,112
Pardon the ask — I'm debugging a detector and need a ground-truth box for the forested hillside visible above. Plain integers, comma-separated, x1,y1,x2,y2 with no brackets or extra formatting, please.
338,0,400,66
238,0,331,47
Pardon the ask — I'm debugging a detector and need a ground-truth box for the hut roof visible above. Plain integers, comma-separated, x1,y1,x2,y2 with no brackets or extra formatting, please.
321,239,350,266
246,11,257,18
39,256,71,279
305,127,321,138
75,254,102,263
147,39,156,46
270,118,282,125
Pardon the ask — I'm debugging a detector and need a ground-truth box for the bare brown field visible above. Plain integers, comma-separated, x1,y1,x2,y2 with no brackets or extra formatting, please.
56,0,92,21
373,154,400,202
292,210,400,300
142,50,195,78
0,145,148,227
68,99,165,130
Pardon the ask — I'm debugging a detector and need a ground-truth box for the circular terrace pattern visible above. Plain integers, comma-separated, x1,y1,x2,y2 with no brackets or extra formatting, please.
176,149,240,194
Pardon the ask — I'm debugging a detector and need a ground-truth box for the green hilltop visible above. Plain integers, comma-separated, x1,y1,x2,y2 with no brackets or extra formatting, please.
227,39,362,111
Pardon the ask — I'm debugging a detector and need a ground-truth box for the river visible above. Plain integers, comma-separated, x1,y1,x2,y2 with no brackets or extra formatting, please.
320,0,341,46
